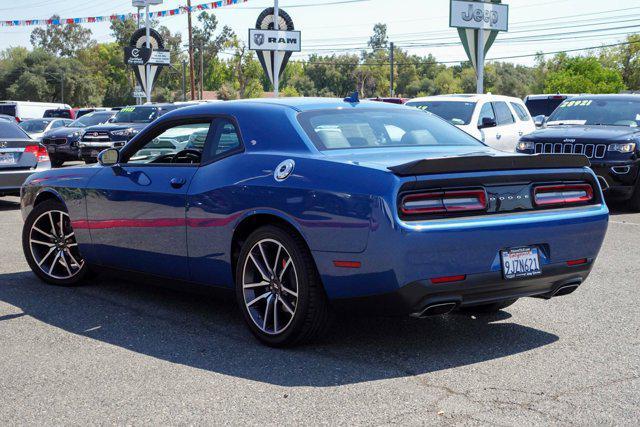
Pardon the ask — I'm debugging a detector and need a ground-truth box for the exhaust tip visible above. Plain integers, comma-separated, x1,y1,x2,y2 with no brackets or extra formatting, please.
411,301,458,318
553,283,580,297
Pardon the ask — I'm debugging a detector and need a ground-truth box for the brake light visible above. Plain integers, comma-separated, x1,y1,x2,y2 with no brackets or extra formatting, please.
533,184,593,207
430,275,466,284
550,95,566,100
566,258,588,266
401,189,487,215
24,144,49,162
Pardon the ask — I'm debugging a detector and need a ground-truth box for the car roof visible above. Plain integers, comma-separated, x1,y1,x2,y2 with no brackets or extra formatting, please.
407,94,523,103
559,94,640,101
225,97,405,112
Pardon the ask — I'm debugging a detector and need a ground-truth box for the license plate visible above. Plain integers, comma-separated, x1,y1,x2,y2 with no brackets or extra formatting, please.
0,152,16,165
501,247,541,280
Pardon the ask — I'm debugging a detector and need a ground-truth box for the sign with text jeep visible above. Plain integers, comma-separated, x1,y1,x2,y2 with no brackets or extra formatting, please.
248,29,301,52
450,0,509,31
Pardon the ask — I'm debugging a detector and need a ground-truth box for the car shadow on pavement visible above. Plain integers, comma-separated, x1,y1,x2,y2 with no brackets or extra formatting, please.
0,271,558,387
0,198,20,211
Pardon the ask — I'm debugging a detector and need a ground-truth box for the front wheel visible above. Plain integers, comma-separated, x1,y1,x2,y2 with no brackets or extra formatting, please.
22,199,90,286
235,225,331,347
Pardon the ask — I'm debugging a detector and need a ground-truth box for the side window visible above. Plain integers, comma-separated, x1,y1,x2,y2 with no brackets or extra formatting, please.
477,102,496,125
51,120,65,129
510,102,531,121
128,122,212,164
202,118,242,162
492,102,515,125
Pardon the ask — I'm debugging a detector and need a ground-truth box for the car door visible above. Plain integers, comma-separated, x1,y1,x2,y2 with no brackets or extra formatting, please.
185,117,245,286
489,101,519,152
477,102,498,145
84,119,215,280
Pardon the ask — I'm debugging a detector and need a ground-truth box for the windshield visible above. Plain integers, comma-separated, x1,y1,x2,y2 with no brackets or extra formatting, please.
298,108,481,151
112,106,158,124
0,122,30,139
405,101,476,125
69,112,114,128
19,119,51,133
547,99,640,126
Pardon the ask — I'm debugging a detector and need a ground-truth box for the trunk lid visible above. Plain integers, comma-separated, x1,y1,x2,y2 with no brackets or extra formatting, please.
0,138,40,169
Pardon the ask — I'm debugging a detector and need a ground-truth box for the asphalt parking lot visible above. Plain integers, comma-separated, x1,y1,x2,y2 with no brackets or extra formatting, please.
0,194,638,425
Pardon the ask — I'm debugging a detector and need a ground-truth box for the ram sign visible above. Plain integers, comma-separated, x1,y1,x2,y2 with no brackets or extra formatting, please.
248,29,302,52
450,0,509,32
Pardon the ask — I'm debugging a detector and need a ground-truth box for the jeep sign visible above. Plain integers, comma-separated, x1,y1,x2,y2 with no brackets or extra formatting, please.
249,29,301,52
450,0,508,32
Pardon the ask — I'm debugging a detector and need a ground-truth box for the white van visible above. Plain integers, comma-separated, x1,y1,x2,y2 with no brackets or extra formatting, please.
406,94,536,152
0,101,72,122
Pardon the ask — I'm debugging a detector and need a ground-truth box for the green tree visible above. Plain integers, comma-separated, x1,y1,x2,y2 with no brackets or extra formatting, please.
433,68,461,94
368,23,388,49
544,56,625,94
30,15,95,57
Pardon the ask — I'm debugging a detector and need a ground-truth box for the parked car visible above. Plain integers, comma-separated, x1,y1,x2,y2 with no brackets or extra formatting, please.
20,98,608,346
74,108,109,119
78,103,196,163
44,108,76,120
0,114,17,123
19,118,73,141
517,94,640,210
524,94,578,126
406,94,536,152
42,110,117,167
0,101,72,122
0,121,49,197
368,97,409,104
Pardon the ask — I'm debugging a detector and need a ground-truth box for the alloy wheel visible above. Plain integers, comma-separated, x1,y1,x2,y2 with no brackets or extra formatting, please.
28,210,84,280
241,238,299,335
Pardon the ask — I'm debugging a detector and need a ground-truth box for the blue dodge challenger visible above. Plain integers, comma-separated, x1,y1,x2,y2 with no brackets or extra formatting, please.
20,97,609,346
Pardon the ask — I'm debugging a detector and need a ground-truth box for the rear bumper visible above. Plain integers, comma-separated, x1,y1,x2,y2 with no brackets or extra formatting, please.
331,261,592,315
0,168,38,194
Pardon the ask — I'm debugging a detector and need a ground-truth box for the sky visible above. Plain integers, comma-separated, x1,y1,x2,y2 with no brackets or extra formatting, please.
0,0,638,66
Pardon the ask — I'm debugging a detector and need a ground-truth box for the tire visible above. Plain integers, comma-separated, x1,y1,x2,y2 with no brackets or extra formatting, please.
235,225,331,347
22,199,90,286
458,299,518,314
50,157,64,168
627,180,640,212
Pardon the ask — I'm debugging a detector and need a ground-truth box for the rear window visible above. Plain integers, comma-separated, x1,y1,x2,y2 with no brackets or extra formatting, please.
19,119,51,133
44,109,72,119
0,104,16,116
525,97,567,117
298,108,481,151
405,101,476,125
0,122,30,139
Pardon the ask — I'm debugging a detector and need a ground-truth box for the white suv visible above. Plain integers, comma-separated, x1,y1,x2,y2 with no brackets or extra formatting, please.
406,94,536,152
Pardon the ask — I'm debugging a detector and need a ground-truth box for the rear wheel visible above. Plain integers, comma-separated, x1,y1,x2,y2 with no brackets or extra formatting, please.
22,199,89,286
235,225,330,347
458,299,518,314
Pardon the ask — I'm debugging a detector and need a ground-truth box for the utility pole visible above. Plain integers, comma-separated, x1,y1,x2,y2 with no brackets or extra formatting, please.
273,0,280,97
187,0,196,100
476,0,491,94
199,44,204,100
182,60,187,101
389,42,395,97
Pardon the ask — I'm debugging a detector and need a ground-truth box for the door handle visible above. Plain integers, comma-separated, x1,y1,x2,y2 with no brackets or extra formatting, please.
169,177,186,189
496,133,502,139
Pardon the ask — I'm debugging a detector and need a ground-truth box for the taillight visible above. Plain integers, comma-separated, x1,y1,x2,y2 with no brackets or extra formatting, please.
24,144,49,162
533,184,593,207
401,189,487,215
15,116,21,122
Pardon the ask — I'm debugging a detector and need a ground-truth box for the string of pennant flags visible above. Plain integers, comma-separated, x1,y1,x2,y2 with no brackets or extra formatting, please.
0,0,249,27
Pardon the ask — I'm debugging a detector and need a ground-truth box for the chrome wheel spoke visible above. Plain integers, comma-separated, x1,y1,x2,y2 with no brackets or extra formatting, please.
37,247,56,267
59,212,64,238
247,291,270,307
48,212,57,236
64,249,82,269
258,242,273,275
263,295,273,330
272,244,282,275
281,286,298,298
30,239,54,247
279,296,295,315
273,297,279,333
32,225,54,239
249,253,270,281
279,258,291,282
243,281,269,289
59,251,73,276
48,252,61,275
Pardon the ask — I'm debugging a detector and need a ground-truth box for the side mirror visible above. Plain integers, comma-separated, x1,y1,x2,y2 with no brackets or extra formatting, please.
478,117,497,129
97,148,120,166
533,115,546,127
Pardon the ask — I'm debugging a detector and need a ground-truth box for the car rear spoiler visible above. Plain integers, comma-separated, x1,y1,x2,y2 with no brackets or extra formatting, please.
388,154,590,176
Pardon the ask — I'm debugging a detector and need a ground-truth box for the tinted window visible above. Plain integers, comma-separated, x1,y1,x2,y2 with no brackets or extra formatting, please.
299,109,481,151
547,99,640,126
44,109,72,119
477,102,495,125
510,102,530,121
202,119,242,160
51,120,66,129
406,101,476,125
525,98,567,117
112,106,158,123
0,104,16,116
19,119,51,133
0,122,30,139
492,102,515,125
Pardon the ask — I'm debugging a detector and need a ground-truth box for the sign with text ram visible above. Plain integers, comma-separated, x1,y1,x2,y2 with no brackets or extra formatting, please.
248,29,301,52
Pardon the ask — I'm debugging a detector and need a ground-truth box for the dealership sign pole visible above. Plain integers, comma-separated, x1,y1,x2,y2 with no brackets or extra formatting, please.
131,0,165,103
450,0,508,94
250,7,300,97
